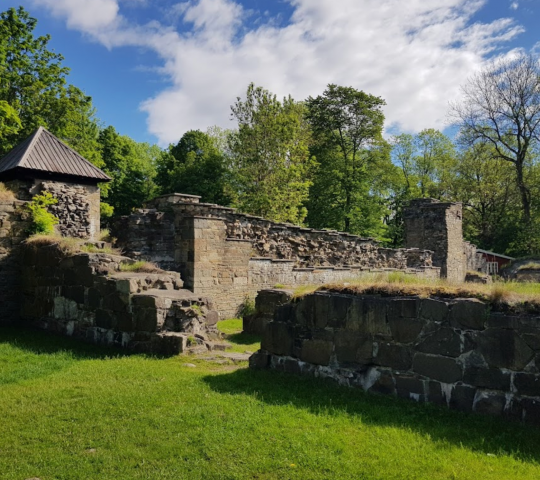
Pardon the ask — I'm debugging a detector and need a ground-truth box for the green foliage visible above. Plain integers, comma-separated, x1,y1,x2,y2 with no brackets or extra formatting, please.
228,83,314,224
237,295,256,317
26,191,58,234
100,202,114,219
156,130,231,205
306,84,391,237
99,126,159,216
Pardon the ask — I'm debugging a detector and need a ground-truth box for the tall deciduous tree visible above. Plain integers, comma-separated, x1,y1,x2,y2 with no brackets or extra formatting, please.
156,130,232,205
306,84,389,234
0,7,68,145
228,83,314,224
451,54,540,224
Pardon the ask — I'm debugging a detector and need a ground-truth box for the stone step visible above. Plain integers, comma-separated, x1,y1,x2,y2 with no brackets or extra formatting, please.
109,272,183,294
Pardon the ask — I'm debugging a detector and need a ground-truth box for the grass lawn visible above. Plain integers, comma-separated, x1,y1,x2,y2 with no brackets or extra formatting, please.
1,325,540,480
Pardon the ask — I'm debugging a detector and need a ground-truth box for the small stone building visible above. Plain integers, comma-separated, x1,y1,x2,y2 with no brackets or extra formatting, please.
0,127,110,325
0,126,111,239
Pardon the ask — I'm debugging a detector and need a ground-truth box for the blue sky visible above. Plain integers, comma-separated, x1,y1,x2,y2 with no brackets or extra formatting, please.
8,0,540,146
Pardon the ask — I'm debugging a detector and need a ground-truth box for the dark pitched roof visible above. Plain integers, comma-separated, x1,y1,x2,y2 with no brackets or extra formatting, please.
0,127,111,182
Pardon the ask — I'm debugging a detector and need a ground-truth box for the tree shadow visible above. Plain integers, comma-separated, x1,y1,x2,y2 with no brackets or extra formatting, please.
0,327,148,386
0,327,136,359
225,332,261,346
203,367,540,464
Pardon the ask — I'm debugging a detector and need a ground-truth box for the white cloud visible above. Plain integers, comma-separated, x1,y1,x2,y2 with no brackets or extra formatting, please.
30,0,524,145
510,1,519,10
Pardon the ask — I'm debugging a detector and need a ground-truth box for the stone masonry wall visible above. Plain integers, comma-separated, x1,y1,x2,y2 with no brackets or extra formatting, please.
112,194,439,318
20,241,220,355
251,291,540,426
6,178,100,239
404,199,465,282
171,216,440,319
0,199,31,325
131,194,434,269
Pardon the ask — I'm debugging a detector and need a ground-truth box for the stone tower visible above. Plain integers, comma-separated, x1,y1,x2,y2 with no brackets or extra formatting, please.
403,198,465,282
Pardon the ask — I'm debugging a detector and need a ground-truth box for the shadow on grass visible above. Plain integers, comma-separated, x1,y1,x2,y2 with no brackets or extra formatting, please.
203,367,540,465
225,332,261,346
0,327,135,360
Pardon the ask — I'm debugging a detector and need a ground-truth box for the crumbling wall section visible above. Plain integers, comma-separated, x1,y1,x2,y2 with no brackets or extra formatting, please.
19,242,220,354
251,291,540,426
0,199,31,325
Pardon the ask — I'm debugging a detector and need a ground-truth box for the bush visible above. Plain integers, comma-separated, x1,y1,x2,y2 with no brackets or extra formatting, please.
26,192,59,234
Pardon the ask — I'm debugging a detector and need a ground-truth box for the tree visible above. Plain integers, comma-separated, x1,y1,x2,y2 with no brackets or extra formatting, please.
0,6,69,151
306,84,389,234
156,130,231,205
99,126,159,216
452,141,519,252
451,54,540,224
228,83,314,224
0,100,21,151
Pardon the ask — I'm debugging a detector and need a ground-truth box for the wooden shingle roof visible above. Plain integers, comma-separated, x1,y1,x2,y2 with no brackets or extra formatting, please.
0,127,111,182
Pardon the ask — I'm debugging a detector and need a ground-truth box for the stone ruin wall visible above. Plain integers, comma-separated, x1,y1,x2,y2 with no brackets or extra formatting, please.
6,178,100,239
0,199,31,325
250,290,540,426
112,194,440,318
19,241,220,355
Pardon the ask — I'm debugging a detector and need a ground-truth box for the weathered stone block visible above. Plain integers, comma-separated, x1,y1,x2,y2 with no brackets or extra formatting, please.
95,309,115,329
375,343,412,370
420,298,449,323
463,366,511,391
388,316,425,344
103,293,129,312
513,373,540,397
133,308,158,332
249,350,270,369
413,353,462,383
416,328,464,357
61,285,85,304
473,391,507,416
449,299,488,330
300,339,333,366
449,385,476,412
368,369,396,395
521,398,540,426
388,298,419,319
478,328,534,370
334,330,372,364
261,321,293,356
346,296,390,336
395,374,425,399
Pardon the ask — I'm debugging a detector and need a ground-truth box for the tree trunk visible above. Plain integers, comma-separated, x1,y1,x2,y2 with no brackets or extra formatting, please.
515,160,531,224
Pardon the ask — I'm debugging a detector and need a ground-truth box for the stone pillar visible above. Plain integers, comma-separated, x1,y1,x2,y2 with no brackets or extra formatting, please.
404,199,465,282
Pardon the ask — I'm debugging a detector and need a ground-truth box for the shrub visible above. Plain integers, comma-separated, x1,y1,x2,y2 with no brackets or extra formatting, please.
237,296,256,317
26,192,59,234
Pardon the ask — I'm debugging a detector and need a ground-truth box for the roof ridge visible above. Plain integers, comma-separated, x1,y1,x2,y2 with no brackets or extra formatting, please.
18,126,44,168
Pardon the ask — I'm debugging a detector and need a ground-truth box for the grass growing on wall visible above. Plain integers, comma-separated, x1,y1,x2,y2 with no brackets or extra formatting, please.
293,272,540,312
0,182,15,201
1,327,540,480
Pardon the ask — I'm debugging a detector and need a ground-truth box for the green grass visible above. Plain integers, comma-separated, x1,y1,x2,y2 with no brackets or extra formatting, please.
1,328,540,480
217,318,261,353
